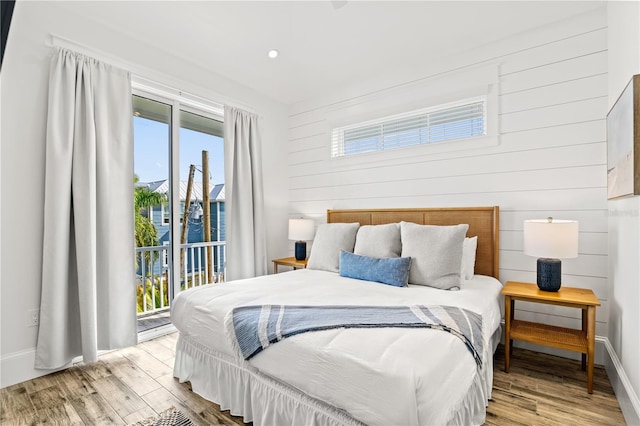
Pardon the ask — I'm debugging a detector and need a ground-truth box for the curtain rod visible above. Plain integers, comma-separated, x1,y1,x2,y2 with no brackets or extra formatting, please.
46,33,258,116
47,33,128,68
132,77,225,117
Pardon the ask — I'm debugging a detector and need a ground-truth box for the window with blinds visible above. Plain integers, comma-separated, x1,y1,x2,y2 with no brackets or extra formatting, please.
331,98,486,157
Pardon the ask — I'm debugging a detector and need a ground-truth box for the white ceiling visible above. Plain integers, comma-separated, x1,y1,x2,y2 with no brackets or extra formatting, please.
65,1,605,105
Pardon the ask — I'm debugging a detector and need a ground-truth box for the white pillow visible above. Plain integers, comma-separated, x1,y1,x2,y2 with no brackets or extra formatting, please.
400,221,468,290
460,236,478,280
307,223,360,272
354,223,401,258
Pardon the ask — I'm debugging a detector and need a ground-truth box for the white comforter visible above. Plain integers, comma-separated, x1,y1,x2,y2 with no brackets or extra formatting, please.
171,269,502,426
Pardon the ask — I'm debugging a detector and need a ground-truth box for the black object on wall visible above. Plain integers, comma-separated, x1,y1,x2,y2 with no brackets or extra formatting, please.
1,0,17,71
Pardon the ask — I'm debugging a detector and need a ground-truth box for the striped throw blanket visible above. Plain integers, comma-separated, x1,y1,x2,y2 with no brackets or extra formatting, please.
230,305,483,367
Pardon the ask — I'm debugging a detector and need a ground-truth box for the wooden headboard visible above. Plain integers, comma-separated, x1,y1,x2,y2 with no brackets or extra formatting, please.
327,206,500,280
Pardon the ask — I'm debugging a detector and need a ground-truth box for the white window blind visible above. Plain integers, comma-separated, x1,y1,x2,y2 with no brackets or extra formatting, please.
331,98,486,157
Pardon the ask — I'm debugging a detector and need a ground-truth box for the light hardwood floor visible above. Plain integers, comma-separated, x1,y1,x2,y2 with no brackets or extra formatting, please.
0,333,626,425
489,346,625,425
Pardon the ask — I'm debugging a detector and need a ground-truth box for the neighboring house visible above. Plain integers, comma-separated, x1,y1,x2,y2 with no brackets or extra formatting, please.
137,179,226,276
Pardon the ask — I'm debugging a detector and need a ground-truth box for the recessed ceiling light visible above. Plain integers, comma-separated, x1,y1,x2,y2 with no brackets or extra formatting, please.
268,49,279,59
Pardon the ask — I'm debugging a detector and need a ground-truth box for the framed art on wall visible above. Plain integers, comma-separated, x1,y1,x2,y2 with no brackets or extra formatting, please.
607,74,640,200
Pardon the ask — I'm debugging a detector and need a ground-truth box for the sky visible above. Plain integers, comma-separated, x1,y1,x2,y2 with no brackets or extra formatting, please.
133,116,225,185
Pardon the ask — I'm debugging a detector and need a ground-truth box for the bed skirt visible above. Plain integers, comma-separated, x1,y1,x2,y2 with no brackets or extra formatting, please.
173,331,501,426
174,335,365,426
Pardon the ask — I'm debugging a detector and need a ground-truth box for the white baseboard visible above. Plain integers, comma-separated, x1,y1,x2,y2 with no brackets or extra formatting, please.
601,336,640,426
0,348,70,389
1,324,177,389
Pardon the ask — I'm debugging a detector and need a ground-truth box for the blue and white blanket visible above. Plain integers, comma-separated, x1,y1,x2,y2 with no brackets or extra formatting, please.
230,304,483,367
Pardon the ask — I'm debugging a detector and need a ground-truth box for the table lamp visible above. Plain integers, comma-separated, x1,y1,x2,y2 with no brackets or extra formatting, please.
524,218,578,292
289,218,315,261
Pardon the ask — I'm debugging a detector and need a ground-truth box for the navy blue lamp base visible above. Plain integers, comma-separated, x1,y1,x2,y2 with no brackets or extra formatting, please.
537,258,562,292
294,241,307,261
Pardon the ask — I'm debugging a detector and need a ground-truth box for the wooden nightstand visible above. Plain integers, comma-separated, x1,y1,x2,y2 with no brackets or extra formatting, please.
501,281,601,393
272,257,308,273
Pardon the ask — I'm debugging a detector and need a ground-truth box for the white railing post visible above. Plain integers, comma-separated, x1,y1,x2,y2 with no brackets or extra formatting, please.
197,247,203,286
189,246,195,288
141,255,147,313
159,246,165,310
204,247,209,285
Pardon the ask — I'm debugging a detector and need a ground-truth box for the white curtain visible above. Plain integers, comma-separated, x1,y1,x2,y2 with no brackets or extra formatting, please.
224,106,267,280
35,48,136,369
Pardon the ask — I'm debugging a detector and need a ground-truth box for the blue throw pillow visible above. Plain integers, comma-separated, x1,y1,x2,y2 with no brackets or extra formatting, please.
339,250,411,287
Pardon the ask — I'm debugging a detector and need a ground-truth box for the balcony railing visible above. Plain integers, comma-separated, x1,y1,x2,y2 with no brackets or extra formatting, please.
135,241,225,316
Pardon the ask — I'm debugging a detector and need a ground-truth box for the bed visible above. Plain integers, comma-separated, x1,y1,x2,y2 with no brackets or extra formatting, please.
172,206,501,426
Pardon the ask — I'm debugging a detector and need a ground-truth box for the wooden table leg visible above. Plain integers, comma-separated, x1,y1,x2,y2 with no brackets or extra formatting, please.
581,308,587,371
273,263,278,274
508,298,515,355
504,295,512,373
587,305,596,394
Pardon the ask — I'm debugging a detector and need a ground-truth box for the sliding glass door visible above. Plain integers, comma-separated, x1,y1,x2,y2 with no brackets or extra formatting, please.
133,95,172,324
178,109,225,289
132,91,224,331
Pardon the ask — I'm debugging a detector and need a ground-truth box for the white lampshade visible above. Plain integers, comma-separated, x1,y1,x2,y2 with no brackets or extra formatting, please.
524,219,579,259
288,218,315,241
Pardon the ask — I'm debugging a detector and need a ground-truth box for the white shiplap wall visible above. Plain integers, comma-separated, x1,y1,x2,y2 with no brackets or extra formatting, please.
287,10,609,358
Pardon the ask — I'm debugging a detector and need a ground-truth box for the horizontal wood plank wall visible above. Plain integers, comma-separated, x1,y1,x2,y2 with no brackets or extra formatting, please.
286,10,609,359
